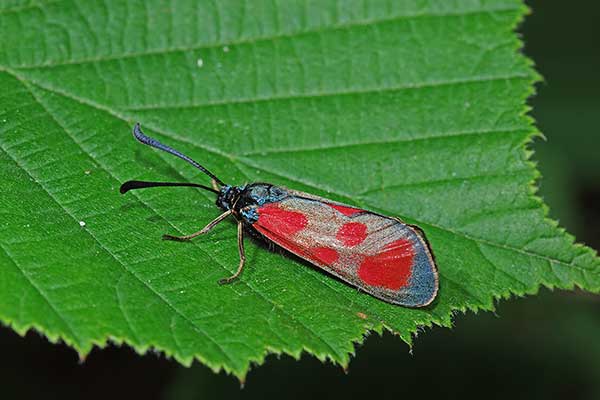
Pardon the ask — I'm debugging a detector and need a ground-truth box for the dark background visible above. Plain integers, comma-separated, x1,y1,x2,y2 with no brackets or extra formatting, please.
1,1,598,399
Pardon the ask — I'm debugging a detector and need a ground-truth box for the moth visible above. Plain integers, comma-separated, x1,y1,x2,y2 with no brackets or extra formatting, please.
120,124,438,307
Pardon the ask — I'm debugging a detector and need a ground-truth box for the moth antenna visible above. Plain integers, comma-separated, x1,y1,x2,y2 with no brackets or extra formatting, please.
119,180,220,195
132,123,226,187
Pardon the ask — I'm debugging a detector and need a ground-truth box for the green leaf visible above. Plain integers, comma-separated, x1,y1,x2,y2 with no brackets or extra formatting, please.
0,0,597,378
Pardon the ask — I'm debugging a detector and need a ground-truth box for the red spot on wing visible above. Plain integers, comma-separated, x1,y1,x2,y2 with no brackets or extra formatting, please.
336,222,367,247
328,204,363,217
310,247,339,265
256,203,307,237
253,203,309,259
358,239,415,290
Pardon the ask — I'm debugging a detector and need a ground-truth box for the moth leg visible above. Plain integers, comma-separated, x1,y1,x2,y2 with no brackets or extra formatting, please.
218,222,246,285
162,210,232,241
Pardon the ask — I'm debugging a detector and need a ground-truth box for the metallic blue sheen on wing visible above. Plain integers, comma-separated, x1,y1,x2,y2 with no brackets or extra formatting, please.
400,232,438,306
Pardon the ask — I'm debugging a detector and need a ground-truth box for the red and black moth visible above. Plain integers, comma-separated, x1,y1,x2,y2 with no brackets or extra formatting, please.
120,124,439,307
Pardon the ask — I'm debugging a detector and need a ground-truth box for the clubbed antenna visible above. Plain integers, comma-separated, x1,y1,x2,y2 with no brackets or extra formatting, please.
119,180,219,195
132,123,225,187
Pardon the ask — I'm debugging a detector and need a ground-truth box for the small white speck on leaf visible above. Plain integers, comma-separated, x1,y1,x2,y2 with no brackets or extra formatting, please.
223,46,230,52
84,170,91,175
79,221,86,227
196,58,204,67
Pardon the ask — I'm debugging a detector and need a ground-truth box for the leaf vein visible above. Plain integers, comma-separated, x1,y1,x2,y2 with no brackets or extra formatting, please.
120,74,530,111
241,127,529,157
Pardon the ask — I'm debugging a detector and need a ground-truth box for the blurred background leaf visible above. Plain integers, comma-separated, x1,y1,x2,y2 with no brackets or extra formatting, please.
0,0,599,398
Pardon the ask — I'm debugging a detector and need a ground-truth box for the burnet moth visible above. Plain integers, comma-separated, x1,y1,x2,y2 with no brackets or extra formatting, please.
120,124,438,307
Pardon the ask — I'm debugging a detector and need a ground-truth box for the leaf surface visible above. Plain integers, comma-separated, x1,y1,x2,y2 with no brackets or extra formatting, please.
0,0,598,377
